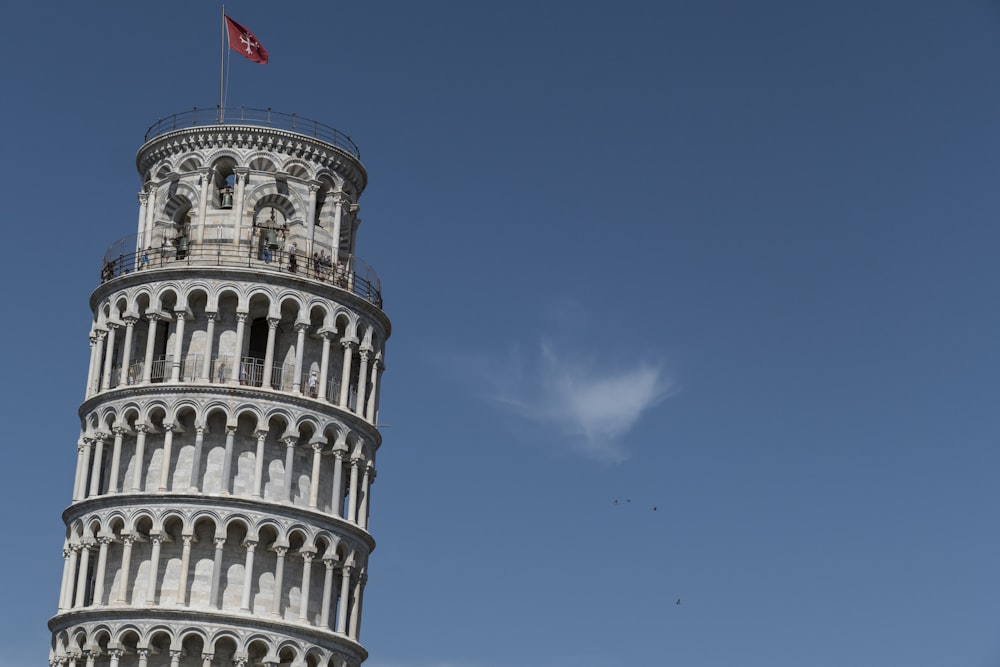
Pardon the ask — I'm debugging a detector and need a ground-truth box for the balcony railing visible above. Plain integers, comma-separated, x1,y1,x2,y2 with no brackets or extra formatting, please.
99,235,383,309
143,106,361,159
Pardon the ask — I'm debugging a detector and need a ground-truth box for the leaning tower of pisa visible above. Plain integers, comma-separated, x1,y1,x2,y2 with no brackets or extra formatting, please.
49,108,389,667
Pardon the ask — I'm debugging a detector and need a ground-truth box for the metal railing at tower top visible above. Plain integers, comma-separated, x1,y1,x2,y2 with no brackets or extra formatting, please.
99,234,383,309
143,107,361,159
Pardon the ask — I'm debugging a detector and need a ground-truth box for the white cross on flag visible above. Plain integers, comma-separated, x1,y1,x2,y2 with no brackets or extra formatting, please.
225,15,269,64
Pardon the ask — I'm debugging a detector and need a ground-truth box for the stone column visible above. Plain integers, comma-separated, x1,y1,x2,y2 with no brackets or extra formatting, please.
239,540,257,611
88,433,107,497
169,650,182,667
318,331,333,401
293,323,308,393
230,313,247,386
320,558,336,628
262,317,279,388
169,312,186,382
58,547,73,611
210,537,226,609
197,167,213,241
354,350,369,417
118,316,137,387
92,330,107,394
189,425,206,492
308,442,324,508
144,183,157,245
62,546,79,610
298,550,315,622
85,334,99,398
330,450,345,518
158,424,176,492
73,440,89,502
338,341,355,408
137,190,149,246
252,430,268,497
366,354,383,423
108,649,123,667
107,426,126,494
131,424,149,492
80,436,94,500
358,465,373,530
92,535,112,606
281,436,298,502
84,650,95,667
200,653,213,667
336,565,352,634
146,534,163,604
101,323,118,391
176,534,193,606
232,168,248,247
306,181,320,255
331,194,346,263
142,314,160,384
270,546,287,616
116,536,135,604
347,459,360,523
200,313,217,382
349,569,365,638
73,542,91,607
220,425,237,494
136,648,149,667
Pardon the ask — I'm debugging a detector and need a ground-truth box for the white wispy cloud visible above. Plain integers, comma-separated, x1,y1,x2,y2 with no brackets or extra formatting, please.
464,338,672,463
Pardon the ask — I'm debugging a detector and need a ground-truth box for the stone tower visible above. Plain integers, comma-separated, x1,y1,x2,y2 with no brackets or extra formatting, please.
49,108,389,667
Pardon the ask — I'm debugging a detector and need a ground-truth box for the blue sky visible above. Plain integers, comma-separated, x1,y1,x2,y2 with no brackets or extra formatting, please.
3,1,1000,665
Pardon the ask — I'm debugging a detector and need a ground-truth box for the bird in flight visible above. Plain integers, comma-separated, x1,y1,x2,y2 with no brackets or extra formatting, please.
676,598,681,605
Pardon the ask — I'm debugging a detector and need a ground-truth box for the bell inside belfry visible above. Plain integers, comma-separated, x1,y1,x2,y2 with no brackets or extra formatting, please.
221,188,234,209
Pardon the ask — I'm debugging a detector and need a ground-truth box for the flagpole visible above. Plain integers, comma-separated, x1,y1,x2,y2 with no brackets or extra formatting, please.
219,4,226,123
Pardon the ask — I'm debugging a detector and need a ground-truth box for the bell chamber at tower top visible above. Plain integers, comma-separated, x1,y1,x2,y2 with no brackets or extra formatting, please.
99,107,380,306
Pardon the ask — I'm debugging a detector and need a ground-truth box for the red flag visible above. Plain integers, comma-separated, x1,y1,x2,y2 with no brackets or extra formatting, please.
225,15,269,64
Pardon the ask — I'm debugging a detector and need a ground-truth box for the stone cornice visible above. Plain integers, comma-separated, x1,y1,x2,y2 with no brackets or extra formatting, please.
137,125,367,196
89,264,391,337
48,607,367,662
77,382,382,448
63,492,376,552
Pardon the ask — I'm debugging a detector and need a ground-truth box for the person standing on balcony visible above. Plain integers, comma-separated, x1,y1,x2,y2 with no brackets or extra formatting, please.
288,242,298,273
308,370,318,398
